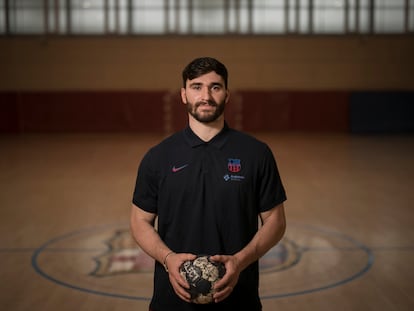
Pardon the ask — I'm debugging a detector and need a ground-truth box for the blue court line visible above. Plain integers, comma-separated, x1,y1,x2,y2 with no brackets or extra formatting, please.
260,223,377,299
0,248,38,252
27,223,383,301
31,247,106,252
0,221,403,301
31,223,151,301
1,246,412,253
369,246,414,251
0,247,104,253
2,240,410,300
261,244,374,300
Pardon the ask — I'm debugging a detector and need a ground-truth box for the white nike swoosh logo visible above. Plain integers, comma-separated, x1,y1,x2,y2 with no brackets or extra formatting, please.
172,164,189,173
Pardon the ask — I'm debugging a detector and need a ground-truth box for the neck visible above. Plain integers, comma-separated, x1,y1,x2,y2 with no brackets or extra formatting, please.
188,115,225,142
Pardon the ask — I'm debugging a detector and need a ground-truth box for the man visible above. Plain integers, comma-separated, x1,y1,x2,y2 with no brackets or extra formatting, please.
130,57,287,310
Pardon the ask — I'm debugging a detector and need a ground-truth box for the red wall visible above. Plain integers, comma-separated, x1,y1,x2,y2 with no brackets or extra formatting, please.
237,91,349,132
0,91,166,133
0,90,349,133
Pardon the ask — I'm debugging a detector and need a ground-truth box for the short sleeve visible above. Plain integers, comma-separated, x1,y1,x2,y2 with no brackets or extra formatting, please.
132,149,159,213
258,145,287,212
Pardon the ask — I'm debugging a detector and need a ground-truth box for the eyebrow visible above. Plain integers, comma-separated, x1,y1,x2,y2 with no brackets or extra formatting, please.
189,82,224,88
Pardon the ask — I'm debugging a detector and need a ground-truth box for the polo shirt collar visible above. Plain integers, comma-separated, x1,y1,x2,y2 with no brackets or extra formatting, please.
184,122,229,149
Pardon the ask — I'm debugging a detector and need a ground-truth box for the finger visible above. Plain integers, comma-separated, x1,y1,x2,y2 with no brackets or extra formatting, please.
174,287,192,303
182,253,198,261
213,273,230,290
169,269,190,290
176,273,190,289
209,254,225,263
171,278,192,302
213,285,233,303
176,287,192,302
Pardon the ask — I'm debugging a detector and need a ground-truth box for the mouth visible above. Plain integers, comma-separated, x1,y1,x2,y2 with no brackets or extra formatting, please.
196,101,217,108
197,105,216,113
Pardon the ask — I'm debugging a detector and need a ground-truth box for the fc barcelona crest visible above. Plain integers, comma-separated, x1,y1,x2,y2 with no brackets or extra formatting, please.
228,158,241,173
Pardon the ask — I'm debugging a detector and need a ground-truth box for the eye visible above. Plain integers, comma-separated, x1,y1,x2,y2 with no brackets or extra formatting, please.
191,85,201,90
211,85,222,91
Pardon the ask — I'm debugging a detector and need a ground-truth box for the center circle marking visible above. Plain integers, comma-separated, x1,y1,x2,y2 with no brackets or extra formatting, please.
31,223,374,300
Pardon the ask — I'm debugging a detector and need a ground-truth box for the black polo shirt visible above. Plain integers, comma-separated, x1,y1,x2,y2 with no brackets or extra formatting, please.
132,123,286,311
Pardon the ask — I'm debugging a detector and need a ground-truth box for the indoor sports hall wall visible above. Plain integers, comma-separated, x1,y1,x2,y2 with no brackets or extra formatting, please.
1,36,413,133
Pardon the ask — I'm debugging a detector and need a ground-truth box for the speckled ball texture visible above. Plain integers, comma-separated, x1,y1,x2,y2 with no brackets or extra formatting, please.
179,255,226,304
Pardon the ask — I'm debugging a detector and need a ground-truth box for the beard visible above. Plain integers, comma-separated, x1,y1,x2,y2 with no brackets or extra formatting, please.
186,98,226,123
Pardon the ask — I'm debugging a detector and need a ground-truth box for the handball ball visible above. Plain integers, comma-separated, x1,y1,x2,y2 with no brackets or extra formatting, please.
179,255,226,304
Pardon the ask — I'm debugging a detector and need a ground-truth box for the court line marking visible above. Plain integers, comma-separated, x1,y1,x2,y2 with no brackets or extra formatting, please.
27,222,380,301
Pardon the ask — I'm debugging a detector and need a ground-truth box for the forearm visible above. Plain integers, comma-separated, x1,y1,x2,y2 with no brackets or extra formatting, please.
234,204,286,271
130,205,172,266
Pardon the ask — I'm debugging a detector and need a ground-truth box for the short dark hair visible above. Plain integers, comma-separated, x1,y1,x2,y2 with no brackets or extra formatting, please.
182,57,228,88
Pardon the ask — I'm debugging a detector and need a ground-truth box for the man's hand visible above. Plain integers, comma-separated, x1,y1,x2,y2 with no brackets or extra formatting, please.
165,252,197,303
209,254,242,303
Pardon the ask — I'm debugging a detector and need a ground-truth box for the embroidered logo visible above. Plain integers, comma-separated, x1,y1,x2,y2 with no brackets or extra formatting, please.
227,158,241,173
224,174,245,182
172,164,189,173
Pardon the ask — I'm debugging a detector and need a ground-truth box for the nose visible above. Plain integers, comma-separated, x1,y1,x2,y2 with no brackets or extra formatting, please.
200,86,212,101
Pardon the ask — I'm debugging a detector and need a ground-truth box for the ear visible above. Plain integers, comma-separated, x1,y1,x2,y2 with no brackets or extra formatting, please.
225,89,230,104
180,87,187,104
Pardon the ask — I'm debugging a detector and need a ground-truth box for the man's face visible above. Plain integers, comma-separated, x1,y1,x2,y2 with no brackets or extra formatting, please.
181,71,229,123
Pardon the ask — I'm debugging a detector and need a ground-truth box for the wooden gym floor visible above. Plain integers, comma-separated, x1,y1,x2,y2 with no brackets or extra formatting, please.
0,132,413,311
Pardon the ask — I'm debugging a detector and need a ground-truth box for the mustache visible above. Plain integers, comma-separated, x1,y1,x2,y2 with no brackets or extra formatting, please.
195,100,217,108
